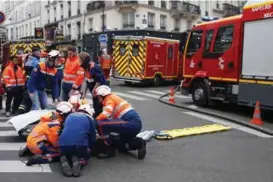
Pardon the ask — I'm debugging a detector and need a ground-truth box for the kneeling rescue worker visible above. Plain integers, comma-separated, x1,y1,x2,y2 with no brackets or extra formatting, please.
94,85,146,159
59,104,96,177
26,102,74,166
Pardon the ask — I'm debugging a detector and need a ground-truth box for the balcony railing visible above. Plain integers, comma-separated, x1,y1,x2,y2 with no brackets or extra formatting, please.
116,1,138,12
86,1,105,12
123,23,135,29
170,1,201,19
115,1,138,5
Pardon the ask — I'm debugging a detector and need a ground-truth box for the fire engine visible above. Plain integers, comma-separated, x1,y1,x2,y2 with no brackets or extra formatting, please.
1,39,46,70
180,0,273,110
82,30,183,86
112,35,180,86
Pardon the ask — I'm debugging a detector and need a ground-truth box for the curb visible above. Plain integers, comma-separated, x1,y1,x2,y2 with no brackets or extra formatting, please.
158,89,273,136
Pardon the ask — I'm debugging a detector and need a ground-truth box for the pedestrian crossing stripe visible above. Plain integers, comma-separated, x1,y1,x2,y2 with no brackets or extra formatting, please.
155,124,232,140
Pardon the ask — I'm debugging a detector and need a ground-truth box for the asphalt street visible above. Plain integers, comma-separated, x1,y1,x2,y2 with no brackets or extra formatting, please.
0,79,273,182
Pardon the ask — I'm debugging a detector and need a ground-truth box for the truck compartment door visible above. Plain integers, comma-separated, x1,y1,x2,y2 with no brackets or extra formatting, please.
127,41,144,78
112,40,130,78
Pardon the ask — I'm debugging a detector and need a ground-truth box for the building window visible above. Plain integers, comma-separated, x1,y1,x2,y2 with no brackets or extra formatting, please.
101,14,106,31
122,13,135,29
204,29,214,52
148,12,155,28
216,1,220,9
160,15,166,30
77,0,81,14
148,0,154,6
174,19,180,31
213,26,234,52
68,0,71,17
88,18,93,32
77,21,81,39
161,1,166,8
186,20,192,30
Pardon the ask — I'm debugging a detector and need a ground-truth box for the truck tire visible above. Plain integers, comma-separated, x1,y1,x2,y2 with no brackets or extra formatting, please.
124,81,132,86
192,81,209,107
153,75,162,87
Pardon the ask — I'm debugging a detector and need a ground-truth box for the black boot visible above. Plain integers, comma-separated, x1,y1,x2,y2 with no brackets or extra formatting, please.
60,156,72,177
96,132,119,159
18,146,32,157
130,137,147,160
26,155,42,166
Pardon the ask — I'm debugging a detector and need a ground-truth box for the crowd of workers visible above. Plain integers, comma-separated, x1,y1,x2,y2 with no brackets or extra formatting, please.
1,45,146,177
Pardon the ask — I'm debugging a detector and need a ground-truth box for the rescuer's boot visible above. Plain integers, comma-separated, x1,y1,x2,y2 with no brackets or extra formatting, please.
129,137,147,160
60,156,72,177
71,156,81,177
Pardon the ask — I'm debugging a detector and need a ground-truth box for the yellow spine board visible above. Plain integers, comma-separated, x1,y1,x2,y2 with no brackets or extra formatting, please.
155,124,231,140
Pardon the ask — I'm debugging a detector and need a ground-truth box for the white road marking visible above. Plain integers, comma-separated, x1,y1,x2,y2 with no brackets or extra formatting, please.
0,143,25,151
0,161,52,173
184,111,273,138
113,92,149,101
0,122,13,127
145,90,166,95
0,116,13,120
174,94,191,99
0,130,18,137
127,91,160,99
188,105,199,109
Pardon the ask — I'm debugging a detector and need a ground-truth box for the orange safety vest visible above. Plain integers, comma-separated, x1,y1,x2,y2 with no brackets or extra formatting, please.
2,62,26,88
100,54,112,70
96,93,134,121
63,55,85,88
26,119,61,154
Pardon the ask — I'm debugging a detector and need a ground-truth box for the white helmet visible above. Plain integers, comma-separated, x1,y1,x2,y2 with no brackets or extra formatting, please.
56,102,73,115
48,50,60,58
94,85,111,97
78,104,95,117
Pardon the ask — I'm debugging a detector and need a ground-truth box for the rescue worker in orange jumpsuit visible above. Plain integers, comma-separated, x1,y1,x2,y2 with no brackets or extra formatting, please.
61,45,84,101
26,102,74,166
79,52,107,118
94,85,147,159
99,49,112,85
2,55,26,117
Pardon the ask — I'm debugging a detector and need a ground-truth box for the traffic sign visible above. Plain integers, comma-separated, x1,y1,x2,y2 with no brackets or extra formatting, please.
0,12,5,24
98,34,108,43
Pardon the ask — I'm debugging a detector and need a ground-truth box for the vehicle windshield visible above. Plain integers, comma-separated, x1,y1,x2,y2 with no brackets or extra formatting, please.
186,30,203,54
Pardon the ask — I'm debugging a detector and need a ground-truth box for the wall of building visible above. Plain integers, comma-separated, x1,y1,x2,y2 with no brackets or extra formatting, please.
1,0,243,41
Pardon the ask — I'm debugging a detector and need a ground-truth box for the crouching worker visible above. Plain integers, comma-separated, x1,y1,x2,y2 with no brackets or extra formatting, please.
94,85,147,159
59,104,96,177
25,102,73,166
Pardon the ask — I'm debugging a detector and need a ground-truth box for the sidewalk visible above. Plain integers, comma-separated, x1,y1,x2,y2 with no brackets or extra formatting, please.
159,91,273,135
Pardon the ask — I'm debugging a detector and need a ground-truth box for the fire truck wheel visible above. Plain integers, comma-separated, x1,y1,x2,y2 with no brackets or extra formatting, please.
124,81,132,86
153,75,162,87
192,81,209,107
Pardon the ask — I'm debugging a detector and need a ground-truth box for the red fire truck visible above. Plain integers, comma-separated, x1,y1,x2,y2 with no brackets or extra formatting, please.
112,36,180,86
180,0,273,110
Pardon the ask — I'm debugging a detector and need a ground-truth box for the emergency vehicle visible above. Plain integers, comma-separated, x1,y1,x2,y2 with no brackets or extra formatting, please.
1,39,46,69
180,0,273,110
83,30,183,86
112,36,180,86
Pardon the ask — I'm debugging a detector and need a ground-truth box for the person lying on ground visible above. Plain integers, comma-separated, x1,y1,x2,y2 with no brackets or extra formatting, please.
25,102,73,166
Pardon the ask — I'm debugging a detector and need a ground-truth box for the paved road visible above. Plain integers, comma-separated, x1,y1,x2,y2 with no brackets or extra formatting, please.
0,79,273,182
